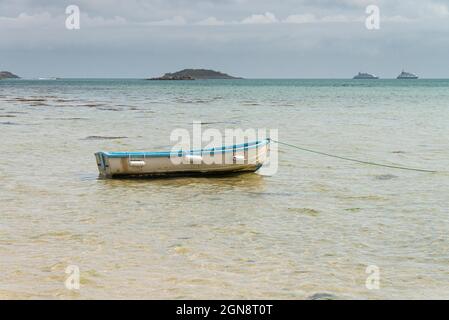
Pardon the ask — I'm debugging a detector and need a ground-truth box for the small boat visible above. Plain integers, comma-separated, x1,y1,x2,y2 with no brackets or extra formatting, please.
95,139,270,178
397,70,418,79
353,72,379,79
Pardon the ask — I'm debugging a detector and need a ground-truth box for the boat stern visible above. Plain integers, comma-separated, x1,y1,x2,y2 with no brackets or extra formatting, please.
94,152,111,177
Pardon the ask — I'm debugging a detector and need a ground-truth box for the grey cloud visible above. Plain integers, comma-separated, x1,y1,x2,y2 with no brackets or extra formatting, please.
1,0,449,78
1,0,448,20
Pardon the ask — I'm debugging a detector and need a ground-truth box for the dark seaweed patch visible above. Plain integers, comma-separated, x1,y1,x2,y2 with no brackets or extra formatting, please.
375,174,398,180
81,103,106,107
0,121,20,125
55,99,75,103
97,107,123,111
14,97,47,102
45,117,88,121
84,136,128,140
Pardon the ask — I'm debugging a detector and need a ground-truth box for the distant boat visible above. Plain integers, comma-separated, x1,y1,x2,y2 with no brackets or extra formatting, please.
353,72,379,79
95,139,270,178
397,70,418,79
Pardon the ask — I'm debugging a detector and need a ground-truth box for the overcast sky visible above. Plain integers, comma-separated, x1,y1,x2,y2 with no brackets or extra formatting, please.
1,0,449,78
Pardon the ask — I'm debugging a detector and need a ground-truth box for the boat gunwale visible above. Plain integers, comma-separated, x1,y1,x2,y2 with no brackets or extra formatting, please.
97,139,270,158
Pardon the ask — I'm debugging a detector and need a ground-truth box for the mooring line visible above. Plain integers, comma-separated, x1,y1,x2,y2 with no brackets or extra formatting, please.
270,139,439,173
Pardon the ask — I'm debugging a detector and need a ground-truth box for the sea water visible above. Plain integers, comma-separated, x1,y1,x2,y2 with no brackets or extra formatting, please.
0,79,448,299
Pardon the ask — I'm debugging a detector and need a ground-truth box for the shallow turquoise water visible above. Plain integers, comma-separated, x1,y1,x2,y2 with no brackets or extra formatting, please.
0,79,448,299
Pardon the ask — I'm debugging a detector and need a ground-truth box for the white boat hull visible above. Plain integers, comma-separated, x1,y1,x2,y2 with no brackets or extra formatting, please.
95,140,269,178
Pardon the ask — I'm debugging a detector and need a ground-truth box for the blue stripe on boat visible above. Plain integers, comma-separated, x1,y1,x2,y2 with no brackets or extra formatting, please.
98,139,270,158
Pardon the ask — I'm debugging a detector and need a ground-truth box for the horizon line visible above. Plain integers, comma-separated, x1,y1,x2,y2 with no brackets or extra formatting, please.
4,77,448,80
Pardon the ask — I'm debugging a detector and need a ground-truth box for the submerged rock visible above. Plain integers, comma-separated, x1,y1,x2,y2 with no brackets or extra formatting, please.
308,293,338,300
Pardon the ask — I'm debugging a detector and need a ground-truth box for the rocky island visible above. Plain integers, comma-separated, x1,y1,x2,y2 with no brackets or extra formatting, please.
147,69,241,80
0,71,20,79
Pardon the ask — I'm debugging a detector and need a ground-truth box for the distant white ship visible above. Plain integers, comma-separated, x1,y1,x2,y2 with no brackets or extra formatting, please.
397,70,418,79
353,72,379,79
